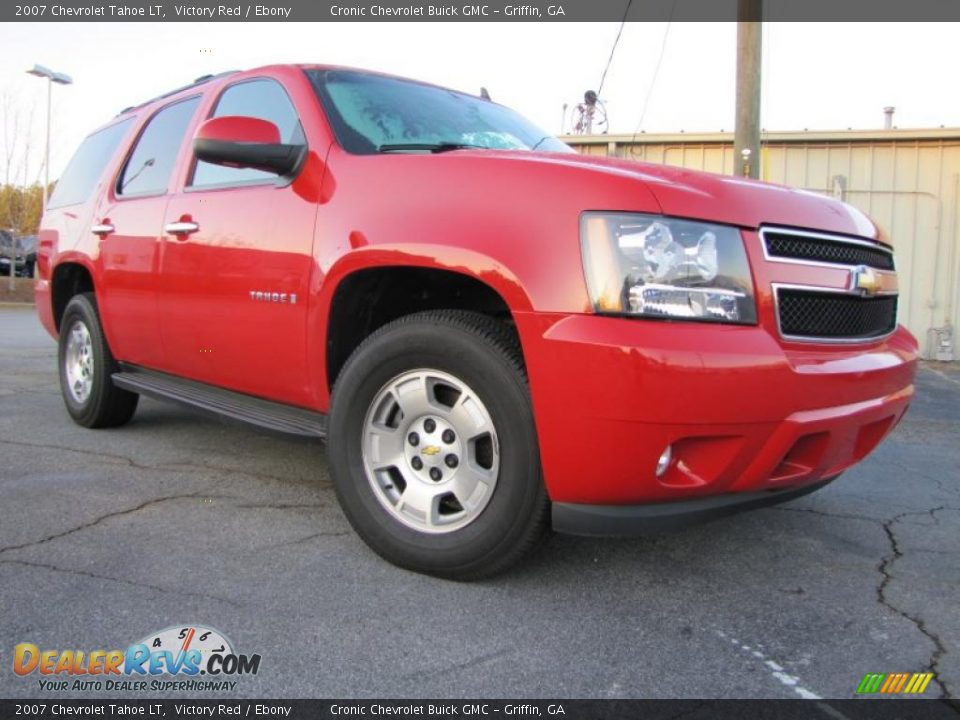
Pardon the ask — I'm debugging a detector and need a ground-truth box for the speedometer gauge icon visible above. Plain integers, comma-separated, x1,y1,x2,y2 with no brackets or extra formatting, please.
134,624,234,668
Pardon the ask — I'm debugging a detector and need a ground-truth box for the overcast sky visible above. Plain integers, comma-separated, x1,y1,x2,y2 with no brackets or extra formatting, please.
1,21,958,181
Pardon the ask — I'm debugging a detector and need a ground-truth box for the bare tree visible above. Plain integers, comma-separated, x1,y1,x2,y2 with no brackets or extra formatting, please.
0,86,42,289
1,88,17,186
1,86,40,189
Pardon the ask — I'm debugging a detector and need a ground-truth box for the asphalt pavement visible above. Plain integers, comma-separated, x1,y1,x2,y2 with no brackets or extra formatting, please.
1,306,957,700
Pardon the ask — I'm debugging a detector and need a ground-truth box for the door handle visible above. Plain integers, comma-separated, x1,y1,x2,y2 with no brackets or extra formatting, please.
164,221,200,236
91,223,115,237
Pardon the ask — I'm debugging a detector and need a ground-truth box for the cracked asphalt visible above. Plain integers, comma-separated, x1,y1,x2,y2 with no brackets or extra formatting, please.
1,306,957,700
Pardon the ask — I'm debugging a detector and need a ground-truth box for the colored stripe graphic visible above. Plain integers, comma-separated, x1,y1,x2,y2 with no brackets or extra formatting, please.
892,673,909,693
857,673,885,694
857,672,934,694
912,673,933,694
880,674,899,693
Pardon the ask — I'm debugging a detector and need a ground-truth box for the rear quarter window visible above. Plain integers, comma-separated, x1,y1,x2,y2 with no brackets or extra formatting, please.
47,118,134,209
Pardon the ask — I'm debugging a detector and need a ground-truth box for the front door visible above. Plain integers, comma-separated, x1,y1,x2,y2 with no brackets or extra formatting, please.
158,78,318,408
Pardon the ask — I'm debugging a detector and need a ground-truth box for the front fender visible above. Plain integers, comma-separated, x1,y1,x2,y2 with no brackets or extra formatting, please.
307,244,535,408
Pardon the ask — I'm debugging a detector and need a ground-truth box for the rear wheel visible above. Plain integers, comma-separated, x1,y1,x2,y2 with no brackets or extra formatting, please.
58,293,139,428
328,310,548,579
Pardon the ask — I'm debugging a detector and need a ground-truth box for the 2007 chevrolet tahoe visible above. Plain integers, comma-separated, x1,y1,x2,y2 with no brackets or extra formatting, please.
36,65,918,578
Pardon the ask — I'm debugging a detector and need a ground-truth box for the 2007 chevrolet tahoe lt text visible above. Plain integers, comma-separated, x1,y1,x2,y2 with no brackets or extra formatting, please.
35,65,918,578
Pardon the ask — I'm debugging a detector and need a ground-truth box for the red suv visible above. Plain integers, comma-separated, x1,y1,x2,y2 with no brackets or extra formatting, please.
36,65,918,578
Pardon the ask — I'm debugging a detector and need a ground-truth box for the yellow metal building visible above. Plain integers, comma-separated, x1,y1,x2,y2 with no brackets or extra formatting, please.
564,129,960,360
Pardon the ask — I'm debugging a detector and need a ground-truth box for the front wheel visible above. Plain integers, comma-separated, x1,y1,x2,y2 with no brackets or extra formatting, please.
327,310,548,579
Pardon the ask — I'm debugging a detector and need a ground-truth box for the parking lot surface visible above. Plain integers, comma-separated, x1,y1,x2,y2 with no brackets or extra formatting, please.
1,306,957,699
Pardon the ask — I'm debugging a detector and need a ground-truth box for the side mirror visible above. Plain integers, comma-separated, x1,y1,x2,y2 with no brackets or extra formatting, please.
193,116,305,176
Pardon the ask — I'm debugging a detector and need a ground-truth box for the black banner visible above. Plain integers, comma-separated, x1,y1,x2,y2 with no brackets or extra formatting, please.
2,700,960,719
6,0,960,22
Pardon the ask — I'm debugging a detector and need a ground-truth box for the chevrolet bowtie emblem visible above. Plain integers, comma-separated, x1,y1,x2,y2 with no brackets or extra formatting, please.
850,265,880,296
421,445,441,457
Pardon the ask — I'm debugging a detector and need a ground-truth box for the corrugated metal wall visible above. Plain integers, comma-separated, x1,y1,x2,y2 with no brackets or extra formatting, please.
565,130,960,359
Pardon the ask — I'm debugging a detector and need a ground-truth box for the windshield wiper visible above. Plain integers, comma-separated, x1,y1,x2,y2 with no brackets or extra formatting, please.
377,142,487,154
530,135,551,151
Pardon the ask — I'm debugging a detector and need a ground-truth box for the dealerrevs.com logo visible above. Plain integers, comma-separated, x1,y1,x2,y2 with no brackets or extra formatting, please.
13,624,262,693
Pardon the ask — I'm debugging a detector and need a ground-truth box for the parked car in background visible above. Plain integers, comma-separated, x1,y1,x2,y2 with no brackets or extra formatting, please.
0,232,35,278
18,235,37,278
34,65,918,578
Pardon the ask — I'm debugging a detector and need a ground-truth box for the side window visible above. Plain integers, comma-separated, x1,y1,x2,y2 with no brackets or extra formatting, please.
117,96,201,197
191,79,304,188
47,118,133,209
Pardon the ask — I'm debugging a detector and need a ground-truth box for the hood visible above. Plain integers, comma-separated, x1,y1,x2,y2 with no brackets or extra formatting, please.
494,151,881,241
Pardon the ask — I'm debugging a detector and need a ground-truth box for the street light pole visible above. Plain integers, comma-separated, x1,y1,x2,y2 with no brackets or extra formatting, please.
26,64,73,210
45,75,51,208
23,64,71,287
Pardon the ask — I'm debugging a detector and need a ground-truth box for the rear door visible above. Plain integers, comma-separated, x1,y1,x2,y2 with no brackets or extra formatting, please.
95,96,202,369
158,77,318,407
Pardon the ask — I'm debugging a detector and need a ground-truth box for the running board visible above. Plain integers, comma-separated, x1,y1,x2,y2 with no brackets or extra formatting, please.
112,366,327,438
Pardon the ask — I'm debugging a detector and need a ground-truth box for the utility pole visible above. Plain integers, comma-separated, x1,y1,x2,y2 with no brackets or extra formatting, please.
734,0,762,179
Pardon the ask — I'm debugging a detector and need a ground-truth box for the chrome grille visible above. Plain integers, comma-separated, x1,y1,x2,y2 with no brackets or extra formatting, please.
761,227,900,343
763,229,894,270
777,289,898,341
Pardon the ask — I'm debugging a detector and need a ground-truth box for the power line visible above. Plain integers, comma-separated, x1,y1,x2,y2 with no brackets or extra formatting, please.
597,0,633,97
631,3,677,141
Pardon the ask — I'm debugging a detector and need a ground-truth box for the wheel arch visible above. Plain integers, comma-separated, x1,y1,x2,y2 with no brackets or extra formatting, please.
51,258,97,332
318,248,534,396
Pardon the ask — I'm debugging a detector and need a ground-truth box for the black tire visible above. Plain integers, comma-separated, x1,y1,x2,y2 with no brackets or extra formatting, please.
58,292,139,428
328,310,548,580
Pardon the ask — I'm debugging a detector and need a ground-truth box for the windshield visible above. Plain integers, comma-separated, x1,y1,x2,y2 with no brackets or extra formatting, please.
307,69,572,155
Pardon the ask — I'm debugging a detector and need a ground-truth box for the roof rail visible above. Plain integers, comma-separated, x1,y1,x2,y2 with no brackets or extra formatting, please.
116,70,238,116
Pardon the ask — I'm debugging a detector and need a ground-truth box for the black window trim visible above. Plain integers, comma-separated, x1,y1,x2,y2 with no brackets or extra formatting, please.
113,94,203,201
185,75,308,193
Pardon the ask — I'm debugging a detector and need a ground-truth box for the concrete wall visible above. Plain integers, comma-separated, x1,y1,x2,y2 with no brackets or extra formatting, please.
564,130,960,359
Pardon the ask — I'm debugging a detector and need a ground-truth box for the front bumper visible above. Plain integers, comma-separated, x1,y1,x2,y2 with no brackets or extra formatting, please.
515,312,918,512
553,477,836,536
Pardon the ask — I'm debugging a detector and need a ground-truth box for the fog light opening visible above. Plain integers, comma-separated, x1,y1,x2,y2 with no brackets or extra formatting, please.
656,445,673,477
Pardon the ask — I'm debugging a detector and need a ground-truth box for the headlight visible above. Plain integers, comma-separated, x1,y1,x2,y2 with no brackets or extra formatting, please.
580,212,757,324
